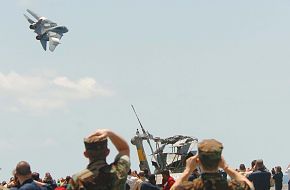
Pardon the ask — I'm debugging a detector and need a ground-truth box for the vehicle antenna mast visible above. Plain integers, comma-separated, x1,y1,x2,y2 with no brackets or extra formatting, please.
131,105,160,172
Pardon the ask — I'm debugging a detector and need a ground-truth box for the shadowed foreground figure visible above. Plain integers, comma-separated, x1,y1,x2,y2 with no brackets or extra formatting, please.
70,129,130,190
247,159,271,190
171,139,253,190
13,161,49,190
272,166,283,190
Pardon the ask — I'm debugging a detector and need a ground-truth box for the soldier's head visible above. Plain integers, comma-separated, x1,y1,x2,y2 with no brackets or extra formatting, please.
83,137,109,161
197,139,223,171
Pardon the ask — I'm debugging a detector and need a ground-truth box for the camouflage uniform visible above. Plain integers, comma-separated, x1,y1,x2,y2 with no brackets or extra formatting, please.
173,139,251,190
71,138,130,190
175,173,251,190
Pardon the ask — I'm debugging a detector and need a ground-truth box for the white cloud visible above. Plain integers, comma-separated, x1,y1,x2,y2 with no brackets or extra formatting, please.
0,72,113,112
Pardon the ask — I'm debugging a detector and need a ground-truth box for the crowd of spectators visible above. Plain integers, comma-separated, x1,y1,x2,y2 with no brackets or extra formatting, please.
1,161,287,190
0,129,289,190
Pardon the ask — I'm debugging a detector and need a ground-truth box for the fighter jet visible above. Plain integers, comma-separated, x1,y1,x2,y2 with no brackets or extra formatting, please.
24,9,68,52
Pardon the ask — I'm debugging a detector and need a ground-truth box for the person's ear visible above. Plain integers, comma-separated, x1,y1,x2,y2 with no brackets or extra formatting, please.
105,148,110,156
196,156,200,163
84,150,89,158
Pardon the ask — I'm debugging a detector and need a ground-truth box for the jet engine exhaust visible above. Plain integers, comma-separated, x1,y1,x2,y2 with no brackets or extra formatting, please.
29,24,36,29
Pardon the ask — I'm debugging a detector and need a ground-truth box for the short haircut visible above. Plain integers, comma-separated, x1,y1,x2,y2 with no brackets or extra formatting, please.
256,159,264,169
251,160,256,168
276,166,282,172
32,172,40,180
199,154,220,170
85,149,107,160
239,164,246,171
16,161,31,176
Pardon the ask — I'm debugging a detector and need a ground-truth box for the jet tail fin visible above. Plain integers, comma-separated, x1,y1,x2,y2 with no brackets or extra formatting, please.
26,9,40,20
24,14,35,24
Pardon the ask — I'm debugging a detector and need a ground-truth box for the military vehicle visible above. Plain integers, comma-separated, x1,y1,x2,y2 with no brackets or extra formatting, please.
130,105,198,175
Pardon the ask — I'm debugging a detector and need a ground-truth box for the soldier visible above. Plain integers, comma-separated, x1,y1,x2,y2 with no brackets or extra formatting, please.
71,129,130,190
171,139,253,190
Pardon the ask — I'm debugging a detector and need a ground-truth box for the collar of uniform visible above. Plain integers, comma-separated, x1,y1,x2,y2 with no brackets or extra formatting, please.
200,173,224,181
20,178,34,186
87,160,107,169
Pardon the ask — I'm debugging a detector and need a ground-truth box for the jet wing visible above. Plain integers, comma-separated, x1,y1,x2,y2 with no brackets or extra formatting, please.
40,39,47,51
27,9,57,25
43,19,57,25
48,32,62,52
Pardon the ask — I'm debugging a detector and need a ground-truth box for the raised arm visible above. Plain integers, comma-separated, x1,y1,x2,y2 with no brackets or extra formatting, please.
171,155,198,189
219,157,254,189
88,129,130,156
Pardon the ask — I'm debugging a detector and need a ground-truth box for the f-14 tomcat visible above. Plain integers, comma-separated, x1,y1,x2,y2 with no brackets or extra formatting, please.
24,9,68,52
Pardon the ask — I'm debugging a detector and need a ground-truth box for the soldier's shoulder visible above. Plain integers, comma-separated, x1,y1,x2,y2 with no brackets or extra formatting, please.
228,179,251,190
111,154,129,172
72,168,95,182
114,154,130,163
172,179,204,190
174,178,251,190
71,169,96,190
0,186,9,190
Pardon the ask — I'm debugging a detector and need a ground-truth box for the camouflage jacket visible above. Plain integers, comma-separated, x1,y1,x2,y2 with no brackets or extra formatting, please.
173,173,251,190
71,154,130,190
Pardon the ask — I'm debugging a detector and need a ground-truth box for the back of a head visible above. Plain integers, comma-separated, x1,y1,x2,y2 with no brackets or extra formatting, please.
143,169,149,178
32,172,40,181
256,159,265,169
251,160,256,168
161,170,170,177
239,164,246,171
276,166,282,173
16,161,31,176
198,139,223,171
84,137,108,160
138,171,145,178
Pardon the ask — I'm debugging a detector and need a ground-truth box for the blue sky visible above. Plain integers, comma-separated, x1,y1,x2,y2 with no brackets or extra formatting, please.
1,0,290,181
